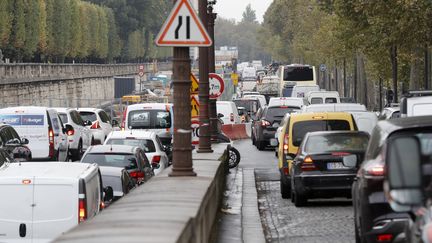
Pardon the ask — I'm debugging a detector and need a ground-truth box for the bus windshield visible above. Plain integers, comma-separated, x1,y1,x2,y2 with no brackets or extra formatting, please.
283,66,313,81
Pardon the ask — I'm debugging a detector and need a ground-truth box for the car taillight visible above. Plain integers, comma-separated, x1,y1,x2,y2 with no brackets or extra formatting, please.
261,120,271,127
48,128,54,157
78,199,86,223
376,234,393,242
283,134,289,154
67,129,74,136
90,121,101,129
121,107,127,129
301,156,317,171
129,171,145,179
230,113,234,122
283,167,289,175
152,155,161,164
365,164,385,177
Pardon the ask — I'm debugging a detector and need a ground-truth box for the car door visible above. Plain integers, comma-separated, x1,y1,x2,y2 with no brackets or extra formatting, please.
49,111,68,161
71,111,91,149
0,175,34,242
138,150,153,181
98,111,112,137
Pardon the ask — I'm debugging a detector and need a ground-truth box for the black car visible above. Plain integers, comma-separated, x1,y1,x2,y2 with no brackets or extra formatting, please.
351,117,429,243
291,131,369,207
252,105,300,150
81,145,154,185
0,124,31,161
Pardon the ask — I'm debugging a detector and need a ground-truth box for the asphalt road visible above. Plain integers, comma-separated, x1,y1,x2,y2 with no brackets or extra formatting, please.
235,139,355,243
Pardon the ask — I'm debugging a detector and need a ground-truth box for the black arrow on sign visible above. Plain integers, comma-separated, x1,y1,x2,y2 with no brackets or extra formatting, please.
175,16,191,40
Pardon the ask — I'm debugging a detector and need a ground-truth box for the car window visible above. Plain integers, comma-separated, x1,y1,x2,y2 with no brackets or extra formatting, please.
79,111,97,122
155,136,164,150
305,133,369,153
105,139,156,153
81,153,138,169
51,116,61,135
128,110,171,129
99,111,110,123
325,97,337,103
391,111,400,119
311,97,323,104
265,107,299,121
7,127,20,140
139,150,150,168
291,120,351,145
0,128,9,144
59,113,68,124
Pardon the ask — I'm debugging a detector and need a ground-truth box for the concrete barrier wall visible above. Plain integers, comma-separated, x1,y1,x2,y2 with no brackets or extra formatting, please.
0,62,172,107
55,144,228,243
221,123,251,140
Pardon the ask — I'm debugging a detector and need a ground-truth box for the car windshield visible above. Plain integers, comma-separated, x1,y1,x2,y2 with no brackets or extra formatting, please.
79,111,97,122
292,120,351,146
105,139,156,153
128,110,171,129
81,153,137,169
266,107,299,119
305,133,369,153
58,113,68,123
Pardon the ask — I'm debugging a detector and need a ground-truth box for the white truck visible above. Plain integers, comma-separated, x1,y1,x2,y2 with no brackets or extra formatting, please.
256,75,279,100
400,91,432,117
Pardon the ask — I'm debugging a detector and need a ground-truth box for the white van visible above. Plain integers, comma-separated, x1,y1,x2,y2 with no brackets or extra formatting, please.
400,92,432,117
0,106,71,161
122,103,173,146
268,97,304,108
306,91,340,104
301,103,367,113
216,101,241,124
0,162,110,243
291,85,320,98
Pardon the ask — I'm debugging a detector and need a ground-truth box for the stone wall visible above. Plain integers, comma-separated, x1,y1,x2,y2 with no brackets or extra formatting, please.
0,62,172,107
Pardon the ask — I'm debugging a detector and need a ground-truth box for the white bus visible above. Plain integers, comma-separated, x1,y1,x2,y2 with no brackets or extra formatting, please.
277,64,317,97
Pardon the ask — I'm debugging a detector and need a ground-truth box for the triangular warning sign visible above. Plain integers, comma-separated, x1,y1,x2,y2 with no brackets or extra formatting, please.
155,0,212,47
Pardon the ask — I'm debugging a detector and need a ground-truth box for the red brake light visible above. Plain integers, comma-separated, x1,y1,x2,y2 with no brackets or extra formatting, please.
301,156,317,171
230,113,234,122
48,128,54,157
377,234,393,242
152,155,161,163
283,167,289,175
261,120,271,127
90,121,101,129
331,152,351,157
79,199,86,223
129,171,145,179
365,164,385,176
67,129,74,136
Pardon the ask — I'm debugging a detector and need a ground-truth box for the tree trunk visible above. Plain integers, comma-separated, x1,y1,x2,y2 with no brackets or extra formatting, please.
409,48,422,90
390,46,398,102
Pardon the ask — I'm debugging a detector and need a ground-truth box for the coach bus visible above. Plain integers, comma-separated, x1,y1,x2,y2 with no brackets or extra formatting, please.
277,64,317,97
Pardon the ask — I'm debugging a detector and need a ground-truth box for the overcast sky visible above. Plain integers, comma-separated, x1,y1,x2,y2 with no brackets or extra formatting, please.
214,0,273,23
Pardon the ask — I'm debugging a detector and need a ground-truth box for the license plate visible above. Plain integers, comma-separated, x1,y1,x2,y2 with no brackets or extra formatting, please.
327,162,348,170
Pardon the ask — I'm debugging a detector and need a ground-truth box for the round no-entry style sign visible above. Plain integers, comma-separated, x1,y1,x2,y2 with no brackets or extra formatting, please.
209,73,225,99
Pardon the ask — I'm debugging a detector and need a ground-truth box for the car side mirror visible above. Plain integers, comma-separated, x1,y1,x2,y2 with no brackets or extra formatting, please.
286,153,296,161
5,138,21,146
342,155,357,168
270,138,278,146
64,124,74,135
83,120,92,126
385,136,423,211
20,138,29,145
293,138,302,147
103,186,114,202
152,162,160,170
217,113,224,118
111,120,119,127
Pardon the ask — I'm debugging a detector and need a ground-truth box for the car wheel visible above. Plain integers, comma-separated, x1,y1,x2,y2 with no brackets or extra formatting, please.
72,141,83,161
257,141,265,150
91,137,95,145
252,134,255,145
280,176,291,199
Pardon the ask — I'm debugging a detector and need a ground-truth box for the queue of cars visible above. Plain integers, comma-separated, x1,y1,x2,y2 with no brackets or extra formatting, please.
0,103,172,242
257,89,432,243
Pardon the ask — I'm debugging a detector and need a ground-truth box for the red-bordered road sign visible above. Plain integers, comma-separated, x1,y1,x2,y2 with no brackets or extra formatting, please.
209,73,225,99
155,0,212,47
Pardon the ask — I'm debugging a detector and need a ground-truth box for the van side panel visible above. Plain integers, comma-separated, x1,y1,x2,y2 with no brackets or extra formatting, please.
0,179,34,242
32,179,77,241
0,110,49,159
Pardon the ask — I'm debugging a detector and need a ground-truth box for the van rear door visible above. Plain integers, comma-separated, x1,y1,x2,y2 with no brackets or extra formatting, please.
32,178,77,242
0,177,34,242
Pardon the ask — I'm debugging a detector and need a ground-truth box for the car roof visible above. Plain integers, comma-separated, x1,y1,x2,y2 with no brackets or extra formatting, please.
77,108,101,112
99,166,124,176
108,130,156,140
127,103,172,110
0,106,50,113
376,115,432,136
290,112,353,121
87,145,138,154
306,130,370,137
0,162,97,179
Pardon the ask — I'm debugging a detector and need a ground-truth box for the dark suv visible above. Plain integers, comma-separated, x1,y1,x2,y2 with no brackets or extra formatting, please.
351,117,430,242
252,105,300,150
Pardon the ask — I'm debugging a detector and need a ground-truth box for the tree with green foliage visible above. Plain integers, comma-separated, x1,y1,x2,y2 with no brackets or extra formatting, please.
0,0,13,49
